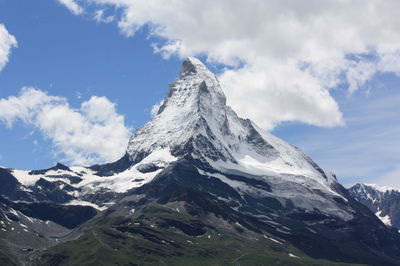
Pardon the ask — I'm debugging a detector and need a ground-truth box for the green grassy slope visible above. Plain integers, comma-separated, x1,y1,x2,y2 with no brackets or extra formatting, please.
38,205,366,266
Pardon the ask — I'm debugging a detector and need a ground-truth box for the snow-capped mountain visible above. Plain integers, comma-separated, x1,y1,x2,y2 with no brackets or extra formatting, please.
1,58,400,265
349,183,400,229
1,57,345,215
124,57,348,220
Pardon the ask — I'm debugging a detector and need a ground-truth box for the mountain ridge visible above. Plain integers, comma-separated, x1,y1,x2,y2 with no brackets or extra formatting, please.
349,183,400,229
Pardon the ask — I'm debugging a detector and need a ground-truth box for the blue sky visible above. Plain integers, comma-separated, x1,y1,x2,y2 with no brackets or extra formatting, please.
0,0,400,188
0,0,181,167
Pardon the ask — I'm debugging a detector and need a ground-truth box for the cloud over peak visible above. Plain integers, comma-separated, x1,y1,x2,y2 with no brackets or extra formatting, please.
58,0,400,130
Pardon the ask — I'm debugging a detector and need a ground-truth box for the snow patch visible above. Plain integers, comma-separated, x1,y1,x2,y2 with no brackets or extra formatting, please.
64,200,107,211
11,169,39,186
264,235,283,245
375,210,392,226
78,148,177,194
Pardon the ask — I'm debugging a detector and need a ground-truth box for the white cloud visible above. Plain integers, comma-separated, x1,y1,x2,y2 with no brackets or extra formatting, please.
94,9,114,23
0,88,131,166
65,0,400,130
219,62,344,130
345,60,377,94
57,0,84,15
0,24,17,71
150,99,163,117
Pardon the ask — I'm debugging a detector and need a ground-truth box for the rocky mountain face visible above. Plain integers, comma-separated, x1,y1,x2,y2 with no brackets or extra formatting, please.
1,58,400,265
349,183,400,229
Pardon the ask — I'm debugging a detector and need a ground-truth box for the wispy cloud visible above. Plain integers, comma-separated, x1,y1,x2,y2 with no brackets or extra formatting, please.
281,86,400,188
150,100,164,117
57,0,83,15
0,88,132,166
94,9,114,23
0,24,17,71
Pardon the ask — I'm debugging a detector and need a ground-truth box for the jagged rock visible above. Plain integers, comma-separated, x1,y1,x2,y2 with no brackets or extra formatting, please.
349,183,400,229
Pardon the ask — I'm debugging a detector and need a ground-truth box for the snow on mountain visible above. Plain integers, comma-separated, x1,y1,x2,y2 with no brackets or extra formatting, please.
76,148,177,194
375,210,392,226
1,148,178,208
1,57,350,219
349,183,400,228
127,57,327,182
124,57,349,219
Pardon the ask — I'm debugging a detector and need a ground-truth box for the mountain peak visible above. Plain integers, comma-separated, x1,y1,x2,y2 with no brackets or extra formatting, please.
179,57,209,77
127,57,231,163
156,56,226,117
126,58,334,195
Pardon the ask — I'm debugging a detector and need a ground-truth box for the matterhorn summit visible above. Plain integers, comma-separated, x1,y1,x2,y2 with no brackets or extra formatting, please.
123,57,347,219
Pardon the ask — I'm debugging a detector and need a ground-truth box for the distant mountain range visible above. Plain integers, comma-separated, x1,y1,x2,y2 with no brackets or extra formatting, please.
349,183,400,230
1,58,400,265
